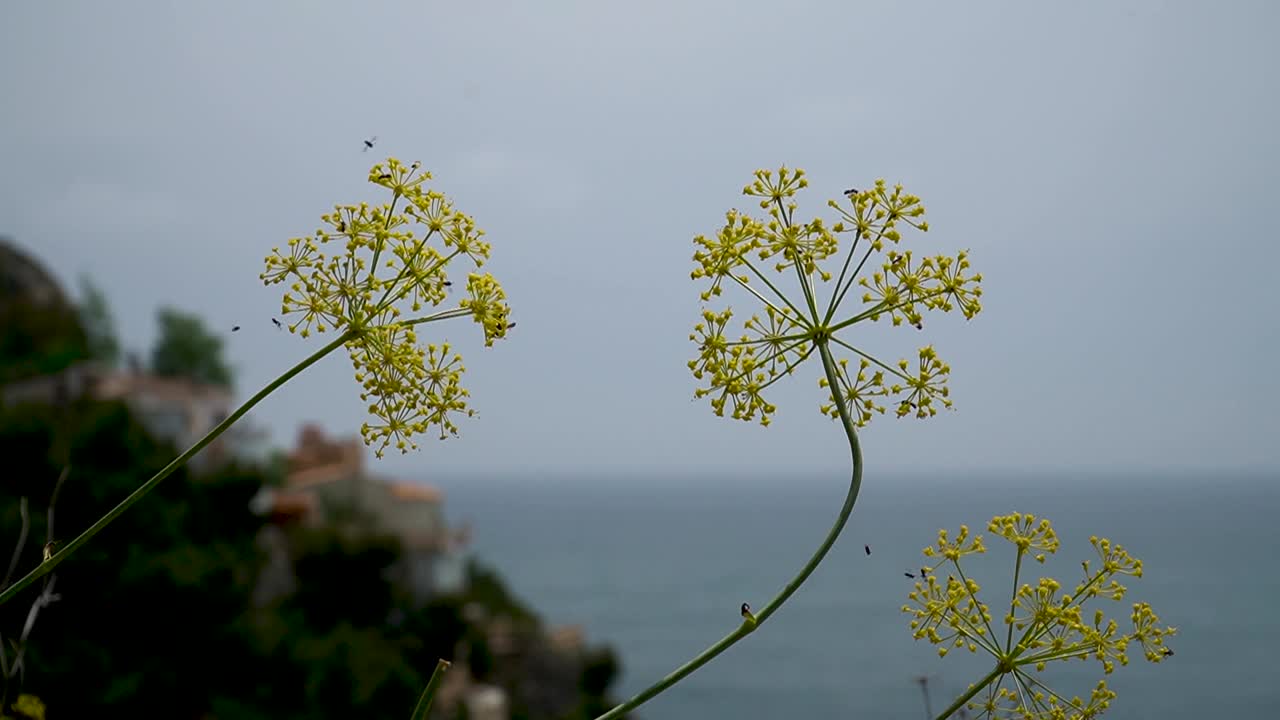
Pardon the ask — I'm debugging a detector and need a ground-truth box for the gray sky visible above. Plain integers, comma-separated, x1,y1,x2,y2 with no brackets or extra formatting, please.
2,1,1277,482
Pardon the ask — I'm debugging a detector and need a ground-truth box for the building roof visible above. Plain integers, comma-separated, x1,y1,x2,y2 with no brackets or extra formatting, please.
95,370,233,405
389,481,442,503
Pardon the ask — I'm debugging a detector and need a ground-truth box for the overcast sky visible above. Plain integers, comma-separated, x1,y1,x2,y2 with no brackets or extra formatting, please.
2,1,1276,484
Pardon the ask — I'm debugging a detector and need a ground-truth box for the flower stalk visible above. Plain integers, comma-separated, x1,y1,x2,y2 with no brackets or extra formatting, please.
594,339,863,720
0,329,354,607
0,157,511,609
595,167,982,719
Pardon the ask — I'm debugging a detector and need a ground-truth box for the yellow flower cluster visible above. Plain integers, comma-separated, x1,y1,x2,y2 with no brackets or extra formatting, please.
902,514,1176,719
689,169,983,427
8,694,45,720
261,158,511,457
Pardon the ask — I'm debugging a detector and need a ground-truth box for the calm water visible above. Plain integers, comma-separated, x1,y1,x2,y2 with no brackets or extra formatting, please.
439,472,1278,719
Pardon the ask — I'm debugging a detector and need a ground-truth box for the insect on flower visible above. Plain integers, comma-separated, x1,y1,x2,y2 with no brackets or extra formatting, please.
259,157,513,458
688,169,983,430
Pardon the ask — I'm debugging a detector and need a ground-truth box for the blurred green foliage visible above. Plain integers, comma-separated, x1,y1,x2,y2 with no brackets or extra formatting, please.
150,307,235,388
0,264,620,718
0,394,620,718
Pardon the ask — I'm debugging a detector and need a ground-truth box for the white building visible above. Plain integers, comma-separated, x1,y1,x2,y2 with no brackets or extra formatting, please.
250,424,469,605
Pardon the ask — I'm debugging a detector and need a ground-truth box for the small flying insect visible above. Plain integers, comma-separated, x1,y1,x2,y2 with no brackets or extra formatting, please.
506,322,517,330
864,544,871,556
363,135,378,152
904,571,915,579
272,318,283,330
843,187,859,197
1163,648,1174,657
232,325,241,332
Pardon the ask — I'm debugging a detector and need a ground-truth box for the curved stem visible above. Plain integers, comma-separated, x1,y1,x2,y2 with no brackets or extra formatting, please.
593,339,864,720
0,330,358,608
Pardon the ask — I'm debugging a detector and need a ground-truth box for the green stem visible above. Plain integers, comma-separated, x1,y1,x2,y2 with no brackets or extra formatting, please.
366,190,403,298
409,659,451,720
729,271,797,323
739,258,810,325
828,246,871,318
1005,550,1024,652
712,337,815,395
822,230,863,324
402,307,473,327
952,563,999,655
829,336,912,383
829,287,949,335
0,329,358,608
592,339,864,720
1009,569,1109,660
935,664,1002,720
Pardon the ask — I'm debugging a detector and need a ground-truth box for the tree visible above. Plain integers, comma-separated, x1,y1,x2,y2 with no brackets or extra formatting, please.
0,239,89,384
150,307,234,387
0,396,625,719
76,276,120,368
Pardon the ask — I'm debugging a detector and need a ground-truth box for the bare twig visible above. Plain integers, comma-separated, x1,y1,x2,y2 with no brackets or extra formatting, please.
1,466,71,710
2,500,30,591
8,575,60,686
915,673,941,720
0,632,9,695
47,466,70,544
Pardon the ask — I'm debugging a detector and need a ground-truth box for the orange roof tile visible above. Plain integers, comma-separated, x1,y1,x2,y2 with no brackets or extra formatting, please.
388,482,442,503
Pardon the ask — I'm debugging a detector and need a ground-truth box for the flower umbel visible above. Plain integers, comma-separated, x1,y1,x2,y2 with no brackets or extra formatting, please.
261,158,511,457
903,514,1177,719
689,170,983,427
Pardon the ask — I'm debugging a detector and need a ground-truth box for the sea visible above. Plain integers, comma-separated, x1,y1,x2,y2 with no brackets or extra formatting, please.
439,471,1278,720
